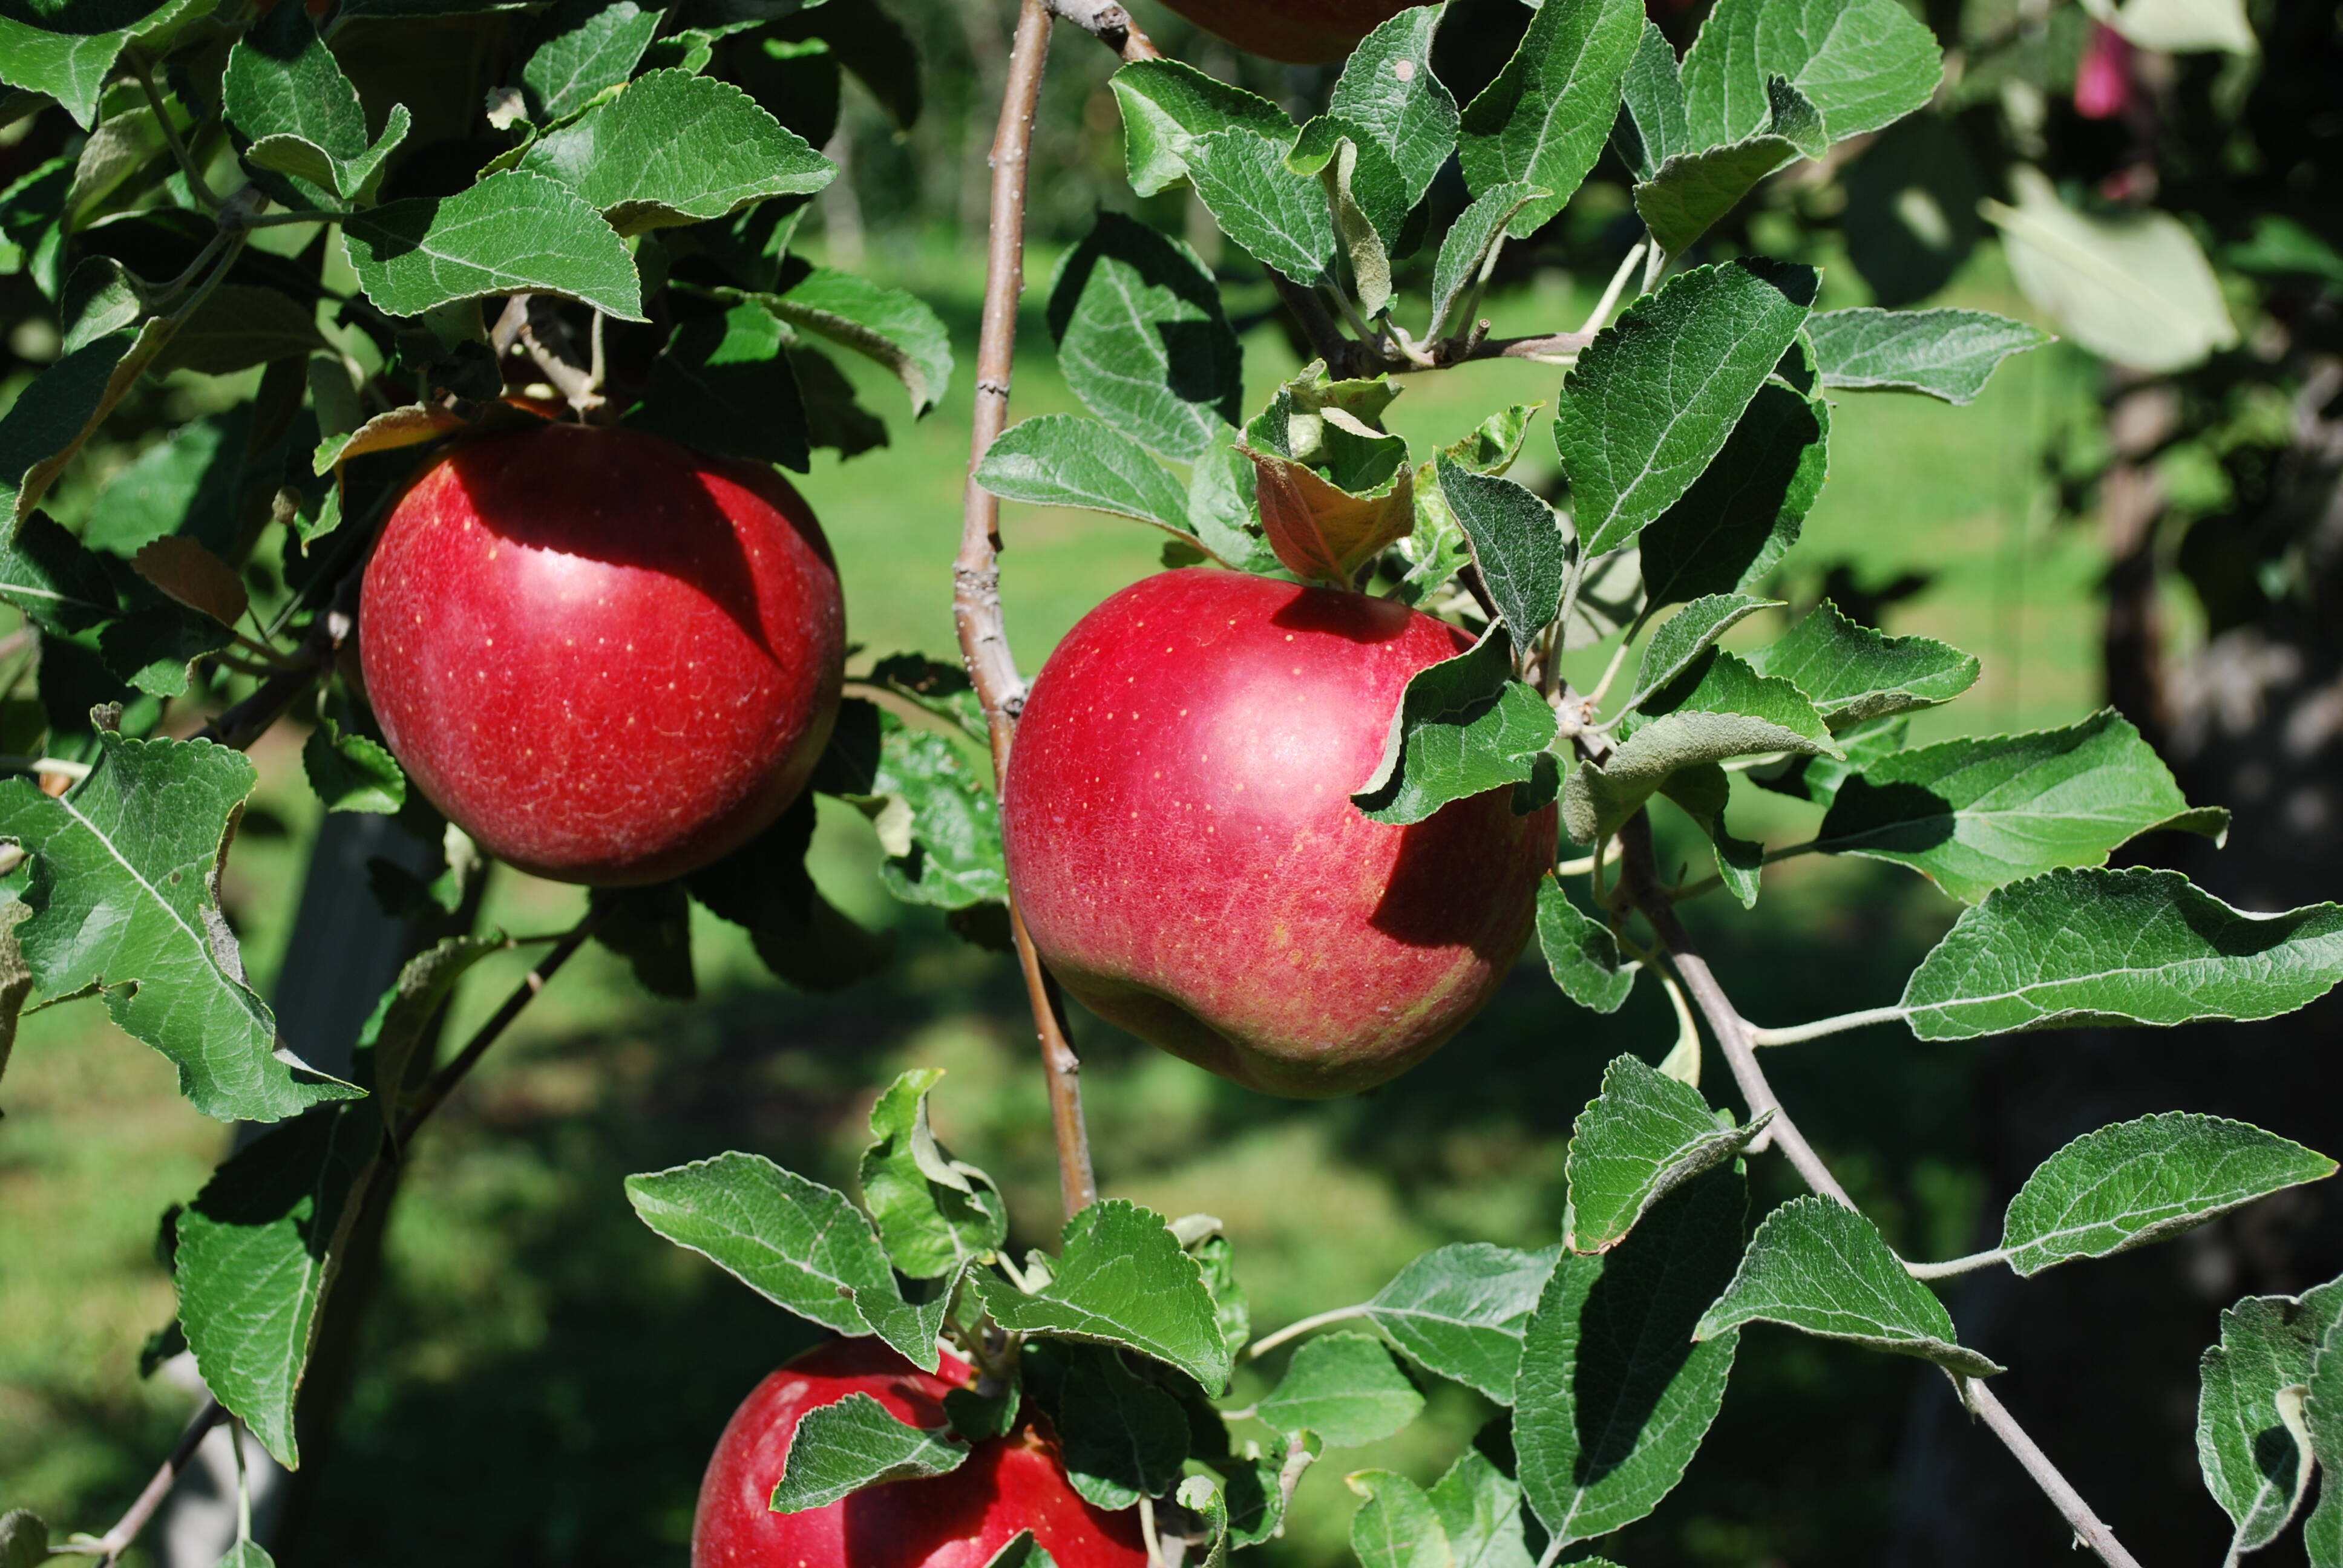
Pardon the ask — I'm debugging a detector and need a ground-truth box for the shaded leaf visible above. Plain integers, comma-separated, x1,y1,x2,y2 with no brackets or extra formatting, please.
1639,382,1827,610
625,302,808,472
1458,0,1645,235
1047,211,1239,462
1427,182,1545,339
762,266,954,417
1567,1053,1772,1252
1058,1344,1189,1509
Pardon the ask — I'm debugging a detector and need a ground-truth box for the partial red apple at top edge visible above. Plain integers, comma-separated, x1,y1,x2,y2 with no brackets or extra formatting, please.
693,1340,1149,1568
1001,569,1558,1099
359,422,844,887
1151,0,1435,64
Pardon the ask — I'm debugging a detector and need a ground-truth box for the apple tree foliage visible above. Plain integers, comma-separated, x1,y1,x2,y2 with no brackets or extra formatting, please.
2,0,2341,1563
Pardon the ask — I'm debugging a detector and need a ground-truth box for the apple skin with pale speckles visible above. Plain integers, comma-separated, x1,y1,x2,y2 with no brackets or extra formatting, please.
1152,0,1434,62
1001,569,1556,1099
358,423,844,886
691,1340,1149,1568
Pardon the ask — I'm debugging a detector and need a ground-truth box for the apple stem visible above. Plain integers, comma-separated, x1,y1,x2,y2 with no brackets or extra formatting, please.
1613,810,2145,1568
959,0,1099,1221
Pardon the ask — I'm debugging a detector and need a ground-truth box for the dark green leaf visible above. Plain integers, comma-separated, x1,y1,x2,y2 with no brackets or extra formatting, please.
1536,875,1636,1014
342,171,644,321
1567,1053,1772,1252
1639,381,1827,610
0,1509,48,1568
1624,593,1779,713
761,265,954,417
978,1198,1232,1393
684,793,896,991
1353,630,1558,828
224,4,408,203
1458,0,1645,235
1047,211,1240,463
301,722,405,814
1427,182,1545,338
844,709,1004,910
768,1392,967,1512
1746,599,1978,728
1436,455,1567,639
625,302,810,472
1057,1344,1189,1509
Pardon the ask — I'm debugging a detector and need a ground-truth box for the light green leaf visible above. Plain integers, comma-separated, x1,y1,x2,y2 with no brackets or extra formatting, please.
523,0,663,121
1352,630,1558,828
621,1152,941,1370
1815,710,2226,901
1518,1166,1749,1544
0,733,355,1122
1616,19,1688,180
1639,381,1827,610
1458,0,1645,235
1191,1227,1251,1361
858,711,1005,911
1178,1479,1230,1568
1746,599,1978,728
1556,258,1818,557
1680,0,1942,147
2198,1282,2341,1558
1902,867,2343,1040
2001,1113,2336,1277
1695,1195,2005,1378
760,265,954,417
2305,1310,2343,1568
344,171,643,320
1348,1471,1451,1568
1625,593,1780,713
1047,211,1239,462
1328,5,1458,209
217,1543,275,1567
975,414,1192,543
1435,456,1567,639
1363,1243,1561,1404
2092,0,2256,53
1567,1053,1773,1252
859,1067,1008,1279
1108,59,1291,198
1427,1451,1533,1568
770,1392,968,1512
1804,307,2053,403
978,1198,1232,1392
519,68,830,234
1056,1345,1189,1510
1633,79,1820,254
0,17,136,128
1185,128,1337,285
1260,1333,1425,1448
1983,166,2235,374
1536,876,1636,1014
1427,182,1545,339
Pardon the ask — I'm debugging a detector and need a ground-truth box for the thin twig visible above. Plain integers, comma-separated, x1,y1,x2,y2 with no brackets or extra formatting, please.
83,1397,225,1566
1043,0,1161,59
957,0,1098,1221
128,53,218,211
1967,1382,2147,1568
392,921,597,1145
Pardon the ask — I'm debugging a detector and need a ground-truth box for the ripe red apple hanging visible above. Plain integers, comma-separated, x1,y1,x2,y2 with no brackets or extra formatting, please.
359,422,845,886
693,1341,1149,1568
1002,569,1558,1099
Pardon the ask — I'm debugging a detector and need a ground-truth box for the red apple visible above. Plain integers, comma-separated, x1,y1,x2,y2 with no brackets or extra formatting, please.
359,423,844,886
693,1340,1150,1568
1152,0,1435,64
1001,570,1556,1098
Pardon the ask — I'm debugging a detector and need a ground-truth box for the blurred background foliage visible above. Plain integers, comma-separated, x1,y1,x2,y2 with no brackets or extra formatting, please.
1,0,2338,1562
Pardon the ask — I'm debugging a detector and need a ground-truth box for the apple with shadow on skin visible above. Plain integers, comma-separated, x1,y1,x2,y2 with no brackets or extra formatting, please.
1150,0,1437,63
692,1339,1150,1568
1001,569,1558,1099
359,422,845,887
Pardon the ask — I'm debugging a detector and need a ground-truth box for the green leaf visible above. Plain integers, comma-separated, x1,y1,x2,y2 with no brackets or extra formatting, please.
0,18,134,128
1352,630,1558,828
1639,382,1827,611
1057,1344,1189,1509
1746,599,1978,728
1259,1332,1426,1448
2197,1282,2341,1558
1427,182,1546,339
1458,0,1645,235
1752,713,1907,808
0,733,356,1122
217,1542,275,1567
859,1067,1008,1279
1999,1113,2336,1278
1615,20,1688,180
2305,1311,2343,1568
978,1198,1232,1393
1624,593,1779,713
225,5,408,203
353,931,508,1099
1435,456,1567,639
342,171,644,322
519,69,830,235
1567,1053,1774,1252
1814,710,2226,902
1555,258,1818,558
1363,1242,1561,1403
845,709,1006,910
1179,1477,1230,1568
1632,79,1820,255
975,415,1192,539
1348,1471,1451,1568
1804,307,2053,404
175,1101,379,1466
1427,1450,1533,1568
301,723,405,815
0,511,121,632
1536,875,1636,1014
1902,867,2343,1040
522,0,663,121
1108,59,1291,198
1291,122,1403,313
1328,5,1457,209
1680,0,1942,147
149,286,328,379
622,1152,943,1371
1185,128,1336,285
761,265,954,417
0,1509,49,1568
624,302,808,473
1695,1195,2004,1378
1517,1166,1748,1544
769,1391,968,1512
1192,1228,1251,1361
1,321,175,527
1047,211,1239,463
684,793,896,991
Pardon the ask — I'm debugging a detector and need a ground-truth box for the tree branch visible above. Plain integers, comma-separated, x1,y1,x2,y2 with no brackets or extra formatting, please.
957,0,1098,1221
1611,809,2145,1568
390,919,598,1146
1044,0,1161,59
85,1399,225,1567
